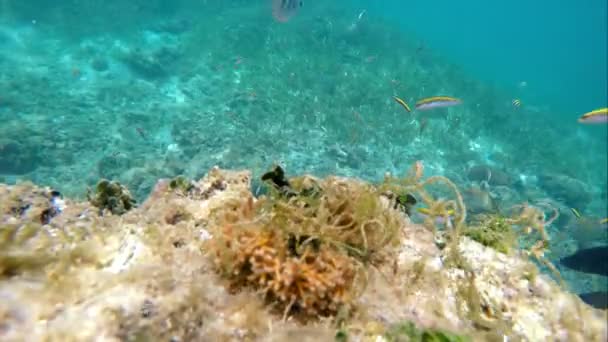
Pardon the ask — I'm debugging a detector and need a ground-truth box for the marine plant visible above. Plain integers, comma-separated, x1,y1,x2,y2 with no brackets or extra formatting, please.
378,161,470,270
87,179,136,215
168,175,194,195
505,201,563,283
379,161,467,236
384,321,471,342
334,327,349,342
205,165,408,319
464,215,516,254
0,184,105,279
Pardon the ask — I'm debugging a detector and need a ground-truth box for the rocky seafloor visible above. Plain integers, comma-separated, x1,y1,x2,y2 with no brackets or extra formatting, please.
0,166,606,342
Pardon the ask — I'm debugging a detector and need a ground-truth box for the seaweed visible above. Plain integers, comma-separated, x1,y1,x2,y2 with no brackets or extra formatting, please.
206,166,407,319
169,175,194,195
379,161,467,235
379,161,469,269
464,215,516,254
334,329,348,342
207,162,480,319
87,179,136,215
384,321,470,342
505,202,564,285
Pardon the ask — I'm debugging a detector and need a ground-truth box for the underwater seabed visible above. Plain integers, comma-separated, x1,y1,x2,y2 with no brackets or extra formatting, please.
1,2,605,200
0,2,607,337
0,165,607,341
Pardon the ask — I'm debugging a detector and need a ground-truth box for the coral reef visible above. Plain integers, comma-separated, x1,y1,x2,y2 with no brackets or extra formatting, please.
0,166,606,341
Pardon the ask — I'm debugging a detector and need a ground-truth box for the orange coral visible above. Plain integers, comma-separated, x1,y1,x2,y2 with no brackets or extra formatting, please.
210,223,356,317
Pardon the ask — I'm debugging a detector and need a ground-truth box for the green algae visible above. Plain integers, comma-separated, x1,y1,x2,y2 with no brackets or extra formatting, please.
384,321,471,342
464,215,516,254
87,179,136,215
169,175,194,194
334,329,348,342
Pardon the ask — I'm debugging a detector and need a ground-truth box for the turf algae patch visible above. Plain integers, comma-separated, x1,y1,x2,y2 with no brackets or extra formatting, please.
87,179,136,215
464,215,517,254
0,170,265,341
384,320,470,341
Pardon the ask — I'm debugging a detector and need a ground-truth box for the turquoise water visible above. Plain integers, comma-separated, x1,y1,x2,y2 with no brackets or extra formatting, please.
0,1,606,293
372,0,608,116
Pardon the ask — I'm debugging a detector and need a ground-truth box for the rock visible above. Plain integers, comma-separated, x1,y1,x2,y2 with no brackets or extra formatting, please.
0,140,39,174
119,44,182,80
538,174,591,209
0,167,605,341
90,57,109,72
467,165,512,186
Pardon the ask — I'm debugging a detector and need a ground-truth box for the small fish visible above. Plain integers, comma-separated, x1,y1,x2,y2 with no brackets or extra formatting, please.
416,207,455,216
560,246,608,276
600,218,608,224
357,10,367,21
416,43,425,53
512,99,521,108
571,208,582,219
578,107,608,124
135,127,147,139
272,0,302,23
416,207,454,226
364,55,377,63
393,96,411,113
415,96,462,111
